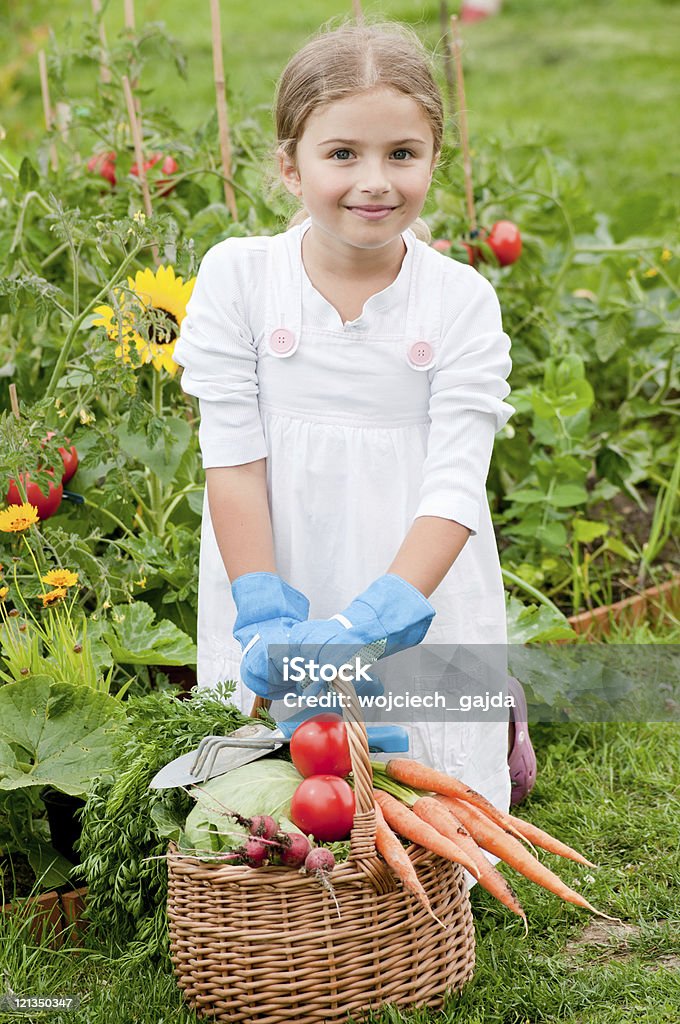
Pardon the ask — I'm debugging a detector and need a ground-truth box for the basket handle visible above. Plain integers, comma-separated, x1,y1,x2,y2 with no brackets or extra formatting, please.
333,674,394,893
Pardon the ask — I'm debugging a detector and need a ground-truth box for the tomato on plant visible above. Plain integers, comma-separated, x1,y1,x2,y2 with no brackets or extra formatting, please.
87,151,117,187
6,471,63,521
42,431,79,484
290,775,355,843
131,153,179,195
290,713,352,778
486,220,522,266
431,239,452,253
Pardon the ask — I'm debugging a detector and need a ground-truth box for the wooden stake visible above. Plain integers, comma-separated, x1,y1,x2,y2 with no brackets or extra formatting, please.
38,50,58,172
91,0,112,84
450,15,476,232
124,0,135,30
9,384,20,421
209,0,239,220
352,0,365,23
122,74,159,263
439,1,456,116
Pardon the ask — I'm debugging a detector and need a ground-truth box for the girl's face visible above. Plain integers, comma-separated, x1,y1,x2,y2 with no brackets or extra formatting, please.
279,87,438,254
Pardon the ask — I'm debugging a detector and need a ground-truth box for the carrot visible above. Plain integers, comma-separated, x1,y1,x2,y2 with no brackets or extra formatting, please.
443,797,618,920
373,790,480,880
413,796,527,932
384,759,525,841
507,813,598,868
373,802,444,927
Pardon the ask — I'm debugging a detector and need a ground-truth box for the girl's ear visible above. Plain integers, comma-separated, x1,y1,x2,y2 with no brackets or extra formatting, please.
278,145,302,198
430,150,441,178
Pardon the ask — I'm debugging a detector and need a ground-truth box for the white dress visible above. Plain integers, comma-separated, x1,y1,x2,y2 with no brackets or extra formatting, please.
173,218,514,814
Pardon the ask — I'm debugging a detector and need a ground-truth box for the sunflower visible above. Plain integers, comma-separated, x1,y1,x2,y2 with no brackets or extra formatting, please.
0,503,40,533
41,569,79,588
41,587,68,607
92,265,195,375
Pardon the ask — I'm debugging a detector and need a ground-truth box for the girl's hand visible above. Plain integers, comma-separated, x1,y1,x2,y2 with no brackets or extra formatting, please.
231,572,309,698
271,573,436,693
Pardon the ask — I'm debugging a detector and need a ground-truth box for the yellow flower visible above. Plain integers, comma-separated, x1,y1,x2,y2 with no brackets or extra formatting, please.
0,585,8,601
41,569,79,588
92,265,195,375
41,587,68,607
0,503,40,532
661,249,671,262
643,267,659,279
135,576,147,589
79,407,95,425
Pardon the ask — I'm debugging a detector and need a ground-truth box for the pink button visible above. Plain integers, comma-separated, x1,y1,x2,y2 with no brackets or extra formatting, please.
407,340,434,369
269,328,297,357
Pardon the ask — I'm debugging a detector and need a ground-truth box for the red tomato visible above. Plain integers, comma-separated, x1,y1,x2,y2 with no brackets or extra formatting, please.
431,239,452,253
486,220,522,266
42,431,79,484
6,471,63,521
290,775,355,842
290,714,352,778
87,151,117,187
131,153,179,195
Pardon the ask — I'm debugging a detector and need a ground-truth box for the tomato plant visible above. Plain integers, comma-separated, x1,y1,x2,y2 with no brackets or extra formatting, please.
6,471,63,520
290,713,352,778
290,775,355,842
42,432,79,484
131,153,179,195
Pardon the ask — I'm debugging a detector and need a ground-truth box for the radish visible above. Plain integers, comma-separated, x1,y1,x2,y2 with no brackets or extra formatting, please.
304,848,340,915
249,814,279,840
278,832,311,868
304,848,336,875
242,836,269,867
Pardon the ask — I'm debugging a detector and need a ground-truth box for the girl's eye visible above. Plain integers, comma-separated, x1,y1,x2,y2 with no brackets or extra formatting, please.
327,149,413,161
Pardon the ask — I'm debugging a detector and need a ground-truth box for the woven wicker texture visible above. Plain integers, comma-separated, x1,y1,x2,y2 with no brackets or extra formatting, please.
167,675,475,1022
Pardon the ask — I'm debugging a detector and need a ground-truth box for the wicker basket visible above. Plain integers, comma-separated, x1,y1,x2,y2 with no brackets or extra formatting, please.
167,680,475,1022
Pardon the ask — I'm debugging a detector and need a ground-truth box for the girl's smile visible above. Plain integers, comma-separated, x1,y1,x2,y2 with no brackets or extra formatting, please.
279,87,438,272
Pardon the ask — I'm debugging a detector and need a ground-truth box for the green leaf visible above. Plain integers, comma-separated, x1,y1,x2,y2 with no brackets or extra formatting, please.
0,677,124,796
117,415,192,486
25,838,75,890
551,483,589,507
572,518,609,543
604,537,639,561
18,157,40,192
102,601,197,666
595,313,629,362
506,594,576,645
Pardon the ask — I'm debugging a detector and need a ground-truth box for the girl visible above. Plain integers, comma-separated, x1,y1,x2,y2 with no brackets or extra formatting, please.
172,21,536,816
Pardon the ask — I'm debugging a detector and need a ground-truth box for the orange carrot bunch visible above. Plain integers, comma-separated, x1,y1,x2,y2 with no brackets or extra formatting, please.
371,759,617,931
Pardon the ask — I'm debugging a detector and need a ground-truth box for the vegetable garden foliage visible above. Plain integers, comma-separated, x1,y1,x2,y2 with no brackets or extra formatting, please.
77,684,252,958
1,14,677,639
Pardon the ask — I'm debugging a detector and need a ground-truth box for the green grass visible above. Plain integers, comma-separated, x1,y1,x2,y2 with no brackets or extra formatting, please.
2,717,678,1023
3,0,679,233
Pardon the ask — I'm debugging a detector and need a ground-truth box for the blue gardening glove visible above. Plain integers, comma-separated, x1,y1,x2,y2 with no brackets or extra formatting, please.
231,572,309,699
269,573,435,694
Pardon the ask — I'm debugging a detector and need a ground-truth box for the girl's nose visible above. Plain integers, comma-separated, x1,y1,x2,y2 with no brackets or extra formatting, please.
358,162,391,195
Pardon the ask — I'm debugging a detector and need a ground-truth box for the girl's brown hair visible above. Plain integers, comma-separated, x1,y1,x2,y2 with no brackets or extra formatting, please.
273,20,444,243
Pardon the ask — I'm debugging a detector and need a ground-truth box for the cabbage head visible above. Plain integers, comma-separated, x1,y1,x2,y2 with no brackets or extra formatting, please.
182,758,303,853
